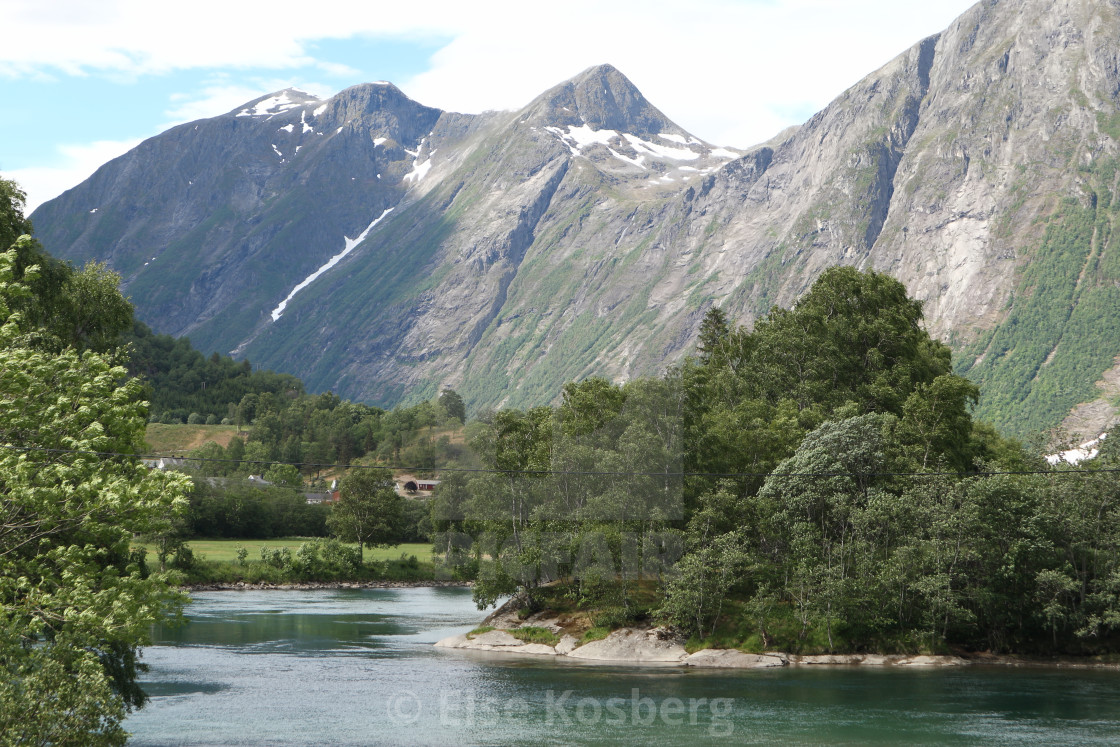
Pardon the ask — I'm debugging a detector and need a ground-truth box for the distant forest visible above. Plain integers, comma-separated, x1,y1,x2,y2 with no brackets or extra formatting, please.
126,321,304,425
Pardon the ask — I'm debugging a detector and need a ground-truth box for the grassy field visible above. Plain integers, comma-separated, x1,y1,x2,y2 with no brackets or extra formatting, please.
139,538,433,563
144,423,242,454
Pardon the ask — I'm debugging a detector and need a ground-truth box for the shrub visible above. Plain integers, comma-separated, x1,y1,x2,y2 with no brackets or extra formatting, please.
510,627,560,646
290,538,362,581
580,627,611,644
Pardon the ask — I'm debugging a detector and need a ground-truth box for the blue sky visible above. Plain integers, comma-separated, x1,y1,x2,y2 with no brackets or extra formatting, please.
1,0,977,213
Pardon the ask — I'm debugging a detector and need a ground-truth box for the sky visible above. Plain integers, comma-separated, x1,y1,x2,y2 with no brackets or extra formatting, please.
1,0,978,213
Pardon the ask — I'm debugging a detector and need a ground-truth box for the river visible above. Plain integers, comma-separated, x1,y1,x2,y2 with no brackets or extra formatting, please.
126,587,1120,745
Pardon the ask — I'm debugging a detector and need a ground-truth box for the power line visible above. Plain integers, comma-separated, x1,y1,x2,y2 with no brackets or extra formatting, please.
1,443,1116,480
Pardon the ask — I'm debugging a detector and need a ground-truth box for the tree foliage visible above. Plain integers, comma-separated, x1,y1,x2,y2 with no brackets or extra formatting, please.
327,468,403,562
439,388,466,423
126,321,305,424
0,198,190,743
429,266,1120,656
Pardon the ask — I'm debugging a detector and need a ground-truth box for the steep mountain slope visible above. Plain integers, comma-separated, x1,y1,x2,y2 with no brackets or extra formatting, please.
32,0,1120,439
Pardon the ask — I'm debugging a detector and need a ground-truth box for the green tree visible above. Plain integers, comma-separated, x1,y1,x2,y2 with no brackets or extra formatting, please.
263,462,302,489
900,374,979,470
463,407,554,608
0,182,131,357
439,388,467,423
327,468,403,562
0,241,191,743
0,178,32,250
657,530,749,638
696,306,730,365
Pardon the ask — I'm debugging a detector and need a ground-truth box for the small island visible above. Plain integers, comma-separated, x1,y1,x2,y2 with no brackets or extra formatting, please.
425,270,1120,667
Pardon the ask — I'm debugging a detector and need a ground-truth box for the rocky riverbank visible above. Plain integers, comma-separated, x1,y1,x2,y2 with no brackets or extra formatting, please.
433,626,968,669
435,625,1120,670
434,598,1120,669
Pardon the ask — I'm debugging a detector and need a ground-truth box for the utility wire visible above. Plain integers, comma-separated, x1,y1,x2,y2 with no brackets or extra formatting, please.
0,443,1115,480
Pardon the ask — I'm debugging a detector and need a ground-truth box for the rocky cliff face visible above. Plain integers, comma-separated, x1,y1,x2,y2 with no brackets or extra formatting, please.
31,0,1120,439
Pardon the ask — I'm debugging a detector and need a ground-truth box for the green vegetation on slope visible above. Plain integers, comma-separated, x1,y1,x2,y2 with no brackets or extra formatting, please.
127,320,304,424
958,160,1120,438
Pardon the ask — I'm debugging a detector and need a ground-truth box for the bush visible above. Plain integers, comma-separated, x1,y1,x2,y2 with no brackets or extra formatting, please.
290,538,362,581
591,607,632,630
510,627,560,645
171,544,195,571
188,412,204,425
260,545,292,570
580,627,611,644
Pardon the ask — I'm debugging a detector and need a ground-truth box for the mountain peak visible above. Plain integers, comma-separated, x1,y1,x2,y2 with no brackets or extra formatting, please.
523,64,683,138
569,63,626,86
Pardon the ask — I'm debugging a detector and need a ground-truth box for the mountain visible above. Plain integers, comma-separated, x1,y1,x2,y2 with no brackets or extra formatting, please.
30,0,1120,440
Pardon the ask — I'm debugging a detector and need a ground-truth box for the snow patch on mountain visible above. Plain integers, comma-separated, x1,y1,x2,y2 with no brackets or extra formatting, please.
545,124,723,167
659,133,701,145
403,139,432,185
1046,433,1108,466
623,134,700,161
270,208,395,322
404,155,434,184
608,147,646,169
237,91,307,118
560,124,619,148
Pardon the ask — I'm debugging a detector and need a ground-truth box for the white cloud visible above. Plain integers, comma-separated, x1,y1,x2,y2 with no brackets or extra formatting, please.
396,0,977,147
3,139,142,213
1,2,977,145
0,0,457,77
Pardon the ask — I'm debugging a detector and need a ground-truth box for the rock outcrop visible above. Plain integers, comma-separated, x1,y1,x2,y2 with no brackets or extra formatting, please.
565,629,688,663
434,624,969,668
435,630,558,657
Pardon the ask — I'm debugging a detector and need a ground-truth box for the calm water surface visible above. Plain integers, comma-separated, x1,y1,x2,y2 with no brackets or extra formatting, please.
127,588,1120,745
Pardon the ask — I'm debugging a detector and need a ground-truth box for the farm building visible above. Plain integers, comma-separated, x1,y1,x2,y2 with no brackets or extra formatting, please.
401,479,440,493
